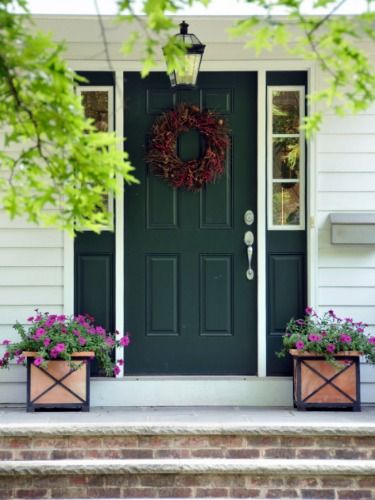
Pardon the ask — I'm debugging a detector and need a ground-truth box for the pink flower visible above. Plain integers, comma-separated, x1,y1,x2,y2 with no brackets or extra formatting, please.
16,355,25,365
328,309,336,318
55,343,65,353
73,329,80,336
78,337,87,346
296,319,305,326
33,357,43,367
61,328,67,334
113,365,121,376
27,316,34,322
43,338,51,347
120,336,130,347
295,340,305,350
88,327,96,335
50,348,59,358
57,315,66,322
96,326,106,335
340,334,352,343
2,340,10,345
117,359,124,366
105,337,115,347
357,327,365,333
326,344,336,353
308,334,322,342
305,307,314,316
368,337,375,345
35,328,45,337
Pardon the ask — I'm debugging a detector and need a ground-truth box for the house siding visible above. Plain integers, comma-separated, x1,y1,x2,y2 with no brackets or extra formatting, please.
0,15,374,404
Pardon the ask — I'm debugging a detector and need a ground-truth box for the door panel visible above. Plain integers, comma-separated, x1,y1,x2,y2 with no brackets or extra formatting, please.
124,72,257,375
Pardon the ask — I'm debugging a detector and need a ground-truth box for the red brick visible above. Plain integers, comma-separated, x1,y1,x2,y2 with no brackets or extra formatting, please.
319,437,354,448
0,491,13,500
87,487,121,498
337,490,373,499
178,436,210,447
16,489,48,499
191,448,224,458
122,487,155,497
155,449,191,458
103,436,138,448
0,451,12,459
158,487,193,497
246,436,279,447
9,437,31,449
249,476,284,487
120,448,153,458
279,436,314,448
359,478,375,487
50,488,87,498
230,488,261,498
352,436,375,447
104,474,139,487
68,436,102,448
141,474,176,487
322,477,353,487
264,448,296,458
196,488,229,497
34,476,69,488
70,475,88,486
208,435,244,447
285,477,318,488
18,450,49,460
266,489,299,498
301,489,335,499
226,448,260,458
335,449,370,459
297,449,331,459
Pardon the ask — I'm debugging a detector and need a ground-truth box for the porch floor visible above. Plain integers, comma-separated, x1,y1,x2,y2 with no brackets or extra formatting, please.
0,405,374,431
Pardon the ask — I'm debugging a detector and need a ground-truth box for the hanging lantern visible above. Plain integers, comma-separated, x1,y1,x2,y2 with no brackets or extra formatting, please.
165,21,205,90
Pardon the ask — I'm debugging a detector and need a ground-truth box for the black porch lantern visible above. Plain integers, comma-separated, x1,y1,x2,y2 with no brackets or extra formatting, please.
166,21,205,90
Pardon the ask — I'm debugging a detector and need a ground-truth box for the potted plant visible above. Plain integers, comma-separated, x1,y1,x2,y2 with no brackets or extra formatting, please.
277,307,375,411
0,312,130,412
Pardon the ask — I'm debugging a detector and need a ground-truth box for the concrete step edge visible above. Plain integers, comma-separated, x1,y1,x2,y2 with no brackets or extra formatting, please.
1,422,375,437
0,458,374,476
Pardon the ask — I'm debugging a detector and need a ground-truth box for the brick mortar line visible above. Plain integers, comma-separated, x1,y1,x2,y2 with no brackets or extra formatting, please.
1,423,375,437
0,458,375,476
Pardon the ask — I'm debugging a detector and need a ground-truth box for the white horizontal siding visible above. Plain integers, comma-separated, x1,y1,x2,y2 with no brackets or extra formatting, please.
317,50,375,399
0,248,63,267
0,267,63,286
0,229,63,247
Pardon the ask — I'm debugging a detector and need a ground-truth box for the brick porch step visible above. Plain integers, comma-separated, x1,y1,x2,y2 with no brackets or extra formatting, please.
0,458,374,499
0,418,375,498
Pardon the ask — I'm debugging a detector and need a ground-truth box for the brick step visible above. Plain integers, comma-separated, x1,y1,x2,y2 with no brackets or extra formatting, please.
0,458,374,499
1,422,375,461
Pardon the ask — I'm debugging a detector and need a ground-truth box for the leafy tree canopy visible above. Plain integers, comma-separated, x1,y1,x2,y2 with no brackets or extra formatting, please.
0,0,374,232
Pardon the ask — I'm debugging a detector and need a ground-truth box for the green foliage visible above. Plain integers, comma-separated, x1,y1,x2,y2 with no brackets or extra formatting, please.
0,0,138,233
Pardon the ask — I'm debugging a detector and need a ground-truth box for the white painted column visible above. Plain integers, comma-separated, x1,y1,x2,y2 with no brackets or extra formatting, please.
115,70,125,374
257,70,267,378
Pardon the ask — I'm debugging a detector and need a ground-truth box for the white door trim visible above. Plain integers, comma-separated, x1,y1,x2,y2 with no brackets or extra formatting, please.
64,61,318,393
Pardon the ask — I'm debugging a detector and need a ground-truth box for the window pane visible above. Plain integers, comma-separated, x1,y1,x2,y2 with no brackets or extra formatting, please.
273,138,299,179
81,91,109,131
272,91,300,134
272,183,300,226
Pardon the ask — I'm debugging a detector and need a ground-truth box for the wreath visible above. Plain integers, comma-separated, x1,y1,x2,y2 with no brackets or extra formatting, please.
146,104,229,191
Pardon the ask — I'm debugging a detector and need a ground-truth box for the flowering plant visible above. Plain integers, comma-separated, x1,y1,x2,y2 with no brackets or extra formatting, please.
0,312,130,376
277,307,375,364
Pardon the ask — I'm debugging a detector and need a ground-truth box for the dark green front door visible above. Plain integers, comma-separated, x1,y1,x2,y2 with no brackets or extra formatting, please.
124,72,257,375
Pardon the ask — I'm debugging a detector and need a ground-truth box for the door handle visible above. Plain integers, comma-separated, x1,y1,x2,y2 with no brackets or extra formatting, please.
244,230,254,280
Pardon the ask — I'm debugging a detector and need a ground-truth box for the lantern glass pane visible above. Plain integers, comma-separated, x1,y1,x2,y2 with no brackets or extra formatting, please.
175,53,201,86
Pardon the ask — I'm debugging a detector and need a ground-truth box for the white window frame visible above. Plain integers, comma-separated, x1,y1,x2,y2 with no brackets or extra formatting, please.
77,85,115,230
267,85,305,231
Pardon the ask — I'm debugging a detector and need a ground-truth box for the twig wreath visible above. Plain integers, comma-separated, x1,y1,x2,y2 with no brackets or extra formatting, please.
146,104,229,191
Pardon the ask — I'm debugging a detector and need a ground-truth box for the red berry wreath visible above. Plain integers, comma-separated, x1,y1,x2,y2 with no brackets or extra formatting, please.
146,104,229,191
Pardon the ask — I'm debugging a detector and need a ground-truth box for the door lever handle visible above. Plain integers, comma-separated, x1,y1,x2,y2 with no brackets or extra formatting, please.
244,231,254,280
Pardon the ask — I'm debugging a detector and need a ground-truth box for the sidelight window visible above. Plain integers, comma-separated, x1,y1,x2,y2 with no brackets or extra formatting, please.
267,87,305,230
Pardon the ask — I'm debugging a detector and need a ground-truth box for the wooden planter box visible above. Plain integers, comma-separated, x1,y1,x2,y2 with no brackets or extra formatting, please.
24,352,94,412
289,350,361,412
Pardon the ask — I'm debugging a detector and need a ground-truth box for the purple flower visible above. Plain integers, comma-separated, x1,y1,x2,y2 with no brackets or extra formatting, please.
305,307,314,316
296,319,305,326
328,309,336,318
27,316,34,322
43,338,51,347
16,355,25,365
117,359,124,366
73,329,80,336
50,348,59,358
344,317,353,323
340,334,352,343
308,334,322,342
105,337,115,347
55,343,65,353
57,315,66,322
368,337,375,345
321,330,327,337
33,357,43,367
96,326,106,335
113,365,121,376
35,328,45,337
119,335,130,347
2,340,10,345
78,337,87,346
295,340,305,350
88,327,96,335
326,344,336,353
357,327,365,333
